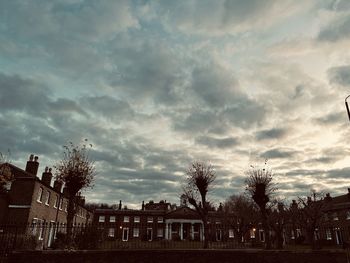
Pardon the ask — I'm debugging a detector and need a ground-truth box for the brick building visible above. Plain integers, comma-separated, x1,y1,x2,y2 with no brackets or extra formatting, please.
0,155,92,248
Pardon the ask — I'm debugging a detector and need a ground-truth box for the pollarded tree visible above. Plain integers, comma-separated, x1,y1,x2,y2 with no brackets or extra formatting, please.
245,161,277,249
55,140,96,247
0,151,13,193
183,161,216,249
224,194,259,243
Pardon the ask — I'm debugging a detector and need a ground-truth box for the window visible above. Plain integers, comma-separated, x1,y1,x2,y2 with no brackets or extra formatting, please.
37,187,43,203
147,228,153,241
45,191,50,206
347,211,350,220
147,217,153,223
64,202,68,212
38,219,45,240
99,216,105,223
124,216,129,223
54,195,59,208
314,228,320,240
133,228,139,237
296,229,302,237
259,230,265,242
291,230,295,240
110,216,116,223
31,218,38,235
157,217,163,223
122,228,129,241
250,229,256,238
326,228,332,240
59,199,63,210
216,229,222,241
157,228,163,237
333,212,339,221
108,228,115,237
134,216,140,223
229,229,234,238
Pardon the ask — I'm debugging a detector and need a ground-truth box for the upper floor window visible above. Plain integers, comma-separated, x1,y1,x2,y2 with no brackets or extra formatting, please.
37,187,43,203
157,217,163,223
147,217,153,223
110,216,116,223
59,199,63,210
99,216,105,223
123,216,129,223
134,216,140,223
45,191,50,206
54,195,59,208
229,229,234,238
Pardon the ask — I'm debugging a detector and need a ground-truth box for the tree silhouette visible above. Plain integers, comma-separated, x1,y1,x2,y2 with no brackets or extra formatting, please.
0,151,13,193
54,140,96,247
245,161,277,249
183,161,215,248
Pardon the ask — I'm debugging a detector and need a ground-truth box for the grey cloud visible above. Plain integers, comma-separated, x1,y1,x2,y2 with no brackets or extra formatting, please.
326,167,350,179
195,136,239,149
49,98,87,116
318,16,350,42
191,65,239,108
328,65,350,86
314,112,344,125
260,149,296,159
0,73,51,115
255,128,287,141
155,0,298,35
80,96,134,120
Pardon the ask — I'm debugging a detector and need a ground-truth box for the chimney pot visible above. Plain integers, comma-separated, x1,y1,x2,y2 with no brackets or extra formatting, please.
25,154,39,176
42,167,52,186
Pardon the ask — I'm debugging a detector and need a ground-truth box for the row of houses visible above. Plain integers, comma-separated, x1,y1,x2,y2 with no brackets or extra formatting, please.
1,155,350,248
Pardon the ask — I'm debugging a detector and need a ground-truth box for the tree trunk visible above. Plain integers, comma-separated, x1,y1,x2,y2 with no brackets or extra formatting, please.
203,217,209,249
261,209,271,249
66,196,76,248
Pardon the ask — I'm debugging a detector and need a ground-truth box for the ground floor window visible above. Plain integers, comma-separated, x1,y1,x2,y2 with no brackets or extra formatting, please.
326,228,332,240
259,230,265,242
157,228,163,237
216,229,222,241
133,228,139,237
228,229,234,238
122,228,129,241
108,228,115,237
147,228,153,241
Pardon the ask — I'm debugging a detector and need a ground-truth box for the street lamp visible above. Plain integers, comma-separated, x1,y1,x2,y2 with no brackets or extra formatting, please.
345,95,350,122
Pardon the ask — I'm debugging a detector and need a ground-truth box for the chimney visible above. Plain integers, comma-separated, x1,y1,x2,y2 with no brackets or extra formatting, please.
25,154,39,176
325,193,332,201
118,200,122,210
53,180,63,193
41,167,53,186
63,186,70,197
142,201,145,210
291,200,298,210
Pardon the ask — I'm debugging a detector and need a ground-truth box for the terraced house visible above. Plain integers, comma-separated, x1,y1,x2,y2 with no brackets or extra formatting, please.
0,155,93,248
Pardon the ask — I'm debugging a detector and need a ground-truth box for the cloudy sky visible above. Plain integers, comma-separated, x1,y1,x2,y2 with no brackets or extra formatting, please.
1,0,350,208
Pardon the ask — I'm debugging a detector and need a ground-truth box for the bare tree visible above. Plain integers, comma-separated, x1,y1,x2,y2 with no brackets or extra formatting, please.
0,151,13,193
224,194,259,243
297,190,326,249
183,161,215,248
55,140,96,247
245,161,277,249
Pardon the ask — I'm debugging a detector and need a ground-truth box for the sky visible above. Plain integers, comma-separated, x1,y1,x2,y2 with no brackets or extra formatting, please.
1,0,350,209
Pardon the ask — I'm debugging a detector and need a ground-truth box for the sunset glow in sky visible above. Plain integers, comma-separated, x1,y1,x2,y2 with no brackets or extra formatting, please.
1,0,350,208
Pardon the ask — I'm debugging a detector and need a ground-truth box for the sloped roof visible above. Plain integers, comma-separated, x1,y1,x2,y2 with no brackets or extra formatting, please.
165,206,200,219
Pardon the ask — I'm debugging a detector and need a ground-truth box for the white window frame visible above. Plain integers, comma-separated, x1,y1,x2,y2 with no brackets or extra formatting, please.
333,212,339,221
110,216,116,223
228,229,234,238
38,219,45,240
122,228,129,241
147,217,153,223
53,195,59,208
99,215,105,223
347,211,350,220
59,198,63,210
134,216,140,223
216,229,222,241
326,228,332,240
157,228,163,237
37,187,43,203
45,191,50,206
157,217,163,223
108,228,115,237
124,216,129,223
147,228,153,241
133,228,139,237
259,229,265,242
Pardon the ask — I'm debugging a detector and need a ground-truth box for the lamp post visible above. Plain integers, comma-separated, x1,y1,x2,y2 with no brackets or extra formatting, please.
345,95,350,122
